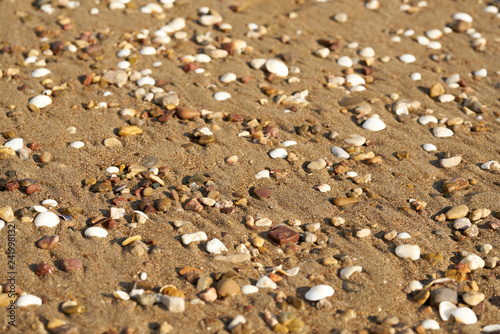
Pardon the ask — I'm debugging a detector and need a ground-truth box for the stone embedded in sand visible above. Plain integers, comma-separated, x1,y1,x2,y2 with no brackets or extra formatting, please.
345,134,366,146
140,46,156,55
0,207,15,222
31,68,51,78
395,245,420,260
442,177,469,193
70,141,84,149
241,285,259,295
213,92,231,101
399,54,416,63
307,159,326,170
84,226,108,238
35,262,55,276
34,212,60,227
37,235,59,249
337,56,353,67
439,156,461,168
102,69,128,87
462,291,485,306
265,59,289,77
220,73,237,83
305,285,334,301
483,325,500,332
199,287,217,303
453,218,471,230
422,319,440,330
439,94,455,103
216,279,240,297
269,226,300,245
253,187,271,199
255,170,270,179
161,296,185,312
359,47,375,58
422,143,437,152
460,254,484,271
429,83,445,97
333,197,357,207
61,259,83,272
445,204,469,219
118,126,142,136
176,106,200,119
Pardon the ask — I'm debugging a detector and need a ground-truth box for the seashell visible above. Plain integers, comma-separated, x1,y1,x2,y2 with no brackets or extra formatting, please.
29,95,52,109
220,73,237,83
3,138,23,152
422,319,440,330
213,92,231,101
140,46,156,55
70,141,84,149
31,68,51,78
113,291,130,300
265,59,289,77
281,140,297,147
241,285,259,295
340,266,362,280
305,284,334,301
422,144,437,152
256,276,277,289
362,116,386,131
418,115,438,125
359,47,375,58
451,307,477,324
34,212,60,227
481,161,500,170
269,148,287,159
84,226,108,238
439,301,457,321
42,199,58,207
337,56,353,67
399,54,416,63
255,170,270,179
433,127,454,138
16,294,42,307
206,238,227,254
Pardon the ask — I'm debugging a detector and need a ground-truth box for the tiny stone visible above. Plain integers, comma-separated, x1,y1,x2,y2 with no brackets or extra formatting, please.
268,226,300,245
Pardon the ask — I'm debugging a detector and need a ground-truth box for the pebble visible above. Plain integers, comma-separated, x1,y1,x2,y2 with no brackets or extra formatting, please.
256,276,277,289
474,68,487,78
254,187,272,199
4,138,23,152
395,245,420,260
220,73,236,84
118,126,142,136
359,47,375,58
334,12,348,23
439,301,457,321
345,73,365,86
362,116,386,131
137,76,155,86
255,170,270,179
0,207,14,222
446,205,469,219
340,266,362,280
305,285,334,301
206,238,227,254
29,95,52,109
453,218,471,230
281,140,297,147
31,68,51,78
70,141,84,149
241,285,259,295
35,262,55,276
84,226,108,238
331,146,350,159
265,59,289,77
213,92,231,101
161,296,185,312
37,235,59,249
422,319,440,330
453,12,473,23
462,291,485,306
422,144,437,152
140,46,156,55
419,115,438,125
42,199,58,207
481,244,493,254
182,231,207,245
269,148,287,159
439,94,455,103
34,212,60,227
16,294,42,307
61,259,83,272
199,287,217,303
439,156,461,168
268,226,300,245
216,279,240,297
397,232,411,239
317,184,331,192
345,134,366,146
410,72,422,80
433,127,454,138
228,316,246,331
460,254,485,271
399,54,416,63
314,48,330,58
356,229,371,238
333,197,358,206
308,159,326,170
431,288,458,306
337,56,353,67
176,106,201,119
451,307,477,324
484,325,500,332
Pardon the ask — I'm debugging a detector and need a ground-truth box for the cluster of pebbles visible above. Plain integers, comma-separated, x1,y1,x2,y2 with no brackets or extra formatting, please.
1,0,500,333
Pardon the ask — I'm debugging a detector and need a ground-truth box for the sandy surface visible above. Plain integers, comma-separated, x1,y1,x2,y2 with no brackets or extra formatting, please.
0,0,499,333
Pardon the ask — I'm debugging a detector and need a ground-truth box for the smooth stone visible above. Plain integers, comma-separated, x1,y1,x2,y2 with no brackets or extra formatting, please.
34,212,60,227
3,138,23,152
337,56,353,67
255,170,270,179
61,259,83,272
281,140,297,147
399,54,416,63
344,134,366,146
216,279,240,297
250,58,267,69
395,245,420,260
268,226,300,245
362,117,386,131
181,232,207,245
16,294,42,307
439,301,457,321
269,148,287,159
397,232,411,239
431,288,458,306
339,266,362,280
359,47,375,58
220,73,236,83
308,159,326,170
439,156,462,168
37,235,59,249
105,166,119,174
453,12,473,22
213,92,231,101
460,254,485,271
451,307,477,324
453,218,471,230
70,141,84,149
140,46,156,55
439,94,455,103
206,238,227,254
345,73,365,86
483,325,500,332
161,296,185,312
433,127,454,138
305,285,334,301
256,276,277,289
422,319,440,330
29,95,52,108
84,226,108,238
422,144,437,151
410,72,422,80
265,59,289,77
462,291,485,306
31,68,51,77
137,76,155,86
418,115,438,125
199,287,217,303
241,285,259,295
446,205,469,219
0,207,14,222
474,68,487,78
317,184,331,192
331,146,350,159
196,277,213,292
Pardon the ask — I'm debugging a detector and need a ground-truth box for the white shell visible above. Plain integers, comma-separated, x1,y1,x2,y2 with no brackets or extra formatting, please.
460,254,485,271
220,73,237,83
32,205,47,213
106,166,120,174
117,49,131,57
213,92,231,101
337,56,353,67
163,17,186,33
113,291,130,300
286,267,300,276
451,307,477,324
339,266,362,280
422,319,440,330
85,226,108,238
314,48,330,58
31,68,51,78
256,276,277,289
395,244,420,260
140,46,156,55
228,316,246,331
305,284,334,301
344,134,366,146
182,231,207,245
255,170,270,179
195,54,211,63
250,58,267,69
346,171,358,178
29,95,52,108
265,59,289,77
206,238,227,254
16,294,42,307
362,117,386,131
410,73,422,81
426,29,443,39
418,115,438,125
439,94,455,103
3,138,23,152
269,148,287,159
34,212,60,227
453,12,473,22
42,199,58,207
137,76,155,86
428,41,441,50
433,127,454,138
331,146,350,159
117,61,130,69
422,144,437,152
345,73,365,86
481,161,500,170
359,47,375,58
399,54,416,63
474,68,487,78
241,285,259,295
0,220,4,231
485,6,499,14
409,280,423,291
70,141,85,149
484,325,500,332
281,140,297,147
439,301,457,321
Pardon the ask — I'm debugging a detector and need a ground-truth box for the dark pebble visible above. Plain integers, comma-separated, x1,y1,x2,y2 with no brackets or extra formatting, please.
61,259,83,272
35,262,55,276
268,226,300,245
37,235,60,250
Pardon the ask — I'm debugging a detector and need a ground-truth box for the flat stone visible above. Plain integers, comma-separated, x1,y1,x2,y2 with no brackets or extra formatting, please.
431,288,458,306
442,177,469,194
333,197,358,206
439,156,461,168
254,187,271,199
216,279,240,298
268,226,300,245
37,235,59,250
60,259,83,272
446,205,469,220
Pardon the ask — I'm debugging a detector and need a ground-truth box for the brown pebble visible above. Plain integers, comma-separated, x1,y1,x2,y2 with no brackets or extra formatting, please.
268,226,300,245
38,151,52,163
37,235,60,250
5,182,19,191
156,198,171,212
429,82,445,98
216,278,240,298
184,198,203,212
442,177,469,194
176,106,200,119
183,62,199,72
333,197,358,206
60,259,83,272
26,184,41,195
35,262,55,276
253,187,272,199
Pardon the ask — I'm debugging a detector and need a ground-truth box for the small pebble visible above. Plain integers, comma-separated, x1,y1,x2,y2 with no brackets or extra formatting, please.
395,245,420,260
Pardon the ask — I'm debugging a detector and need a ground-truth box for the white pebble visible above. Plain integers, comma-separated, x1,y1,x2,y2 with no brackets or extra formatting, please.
474,68,487,78
485,6,499,14
416,36,430,46
241,285,259,295
281,140,297,147
220,73,237,84
305,285,334,301
314,48,330,58
117,49,131,57
85,226,108,238
194,54,211,63
256,276,277,289
140,46,156,55
31,68,51,78
362,116,386,131
3,138,23,152
137,76,155,86
399,54,416,63
181,231,207,245
42,199,58,207
359,47,375,58
433,127,454,138
428,41,442,50
337,56,353,67
426,29,443,40
439,301,457,321
162,17,186,33
255,170,270,179
410,73,421,81
117,61,130,69
422,319,440,330
418,115,437,125
345,73,365,86
206,238,228,254
265,59,289,77
409,280,423,291
16,294,42,307
0,220,4,231
397,232,411,239
451,307,477,324
395,244,420,260
339,266,362,280
422,144,437,152
32,206,47,213
346,171,358,178
317,184,331,192
250,58,267,69
439,94,455,103
70,141,85,149
484,325,500,332
34,212,60,227
106,166,119,174
460,254,485,271
213,92,231,101
29,95,52,109
269,148,287,159
453,12,473,23
331,146,350,159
